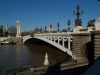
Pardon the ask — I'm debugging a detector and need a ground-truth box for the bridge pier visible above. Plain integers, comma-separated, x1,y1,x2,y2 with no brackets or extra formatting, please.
92,31,100,60
72,33,91,65
15,37,22,44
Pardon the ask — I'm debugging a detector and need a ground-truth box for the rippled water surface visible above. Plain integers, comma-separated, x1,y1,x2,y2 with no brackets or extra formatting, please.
0,40,69,70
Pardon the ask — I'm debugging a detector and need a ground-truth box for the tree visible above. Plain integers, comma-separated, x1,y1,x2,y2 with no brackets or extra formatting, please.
8,26,17,36
0,25,4,36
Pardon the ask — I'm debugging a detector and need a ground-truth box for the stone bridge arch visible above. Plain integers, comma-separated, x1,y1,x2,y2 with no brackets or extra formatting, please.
22,34,73,58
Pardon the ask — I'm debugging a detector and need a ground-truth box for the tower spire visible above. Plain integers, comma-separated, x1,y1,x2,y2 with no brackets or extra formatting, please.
16,18,21,37
49,22,52,32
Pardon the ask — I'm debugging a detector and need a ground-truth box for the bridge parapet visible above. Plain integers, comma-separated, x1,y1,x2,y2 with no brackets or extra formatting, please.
34,33,72,41
34,33,73,50
34,32,72,36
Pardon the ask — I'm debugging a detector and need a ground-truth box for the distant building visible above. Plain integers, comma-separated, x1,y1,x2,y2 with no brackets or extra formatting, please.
0,27,3,36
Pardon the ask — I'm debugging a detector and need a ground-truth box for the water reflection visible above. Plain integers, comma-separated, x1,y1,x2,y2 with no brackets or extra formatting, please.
16,45,21,71
25,44,69,66
0,43,69,71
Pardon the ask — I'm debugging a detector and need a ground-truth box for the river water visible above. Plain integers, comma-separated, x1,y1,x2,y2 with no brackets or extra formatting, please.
0,40,69,71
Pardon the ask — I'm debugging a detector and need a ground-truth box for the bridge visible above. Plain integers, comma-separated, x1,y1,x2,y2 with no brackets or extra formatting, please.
22,32,75,59
21,32,93,74
1,6,100,74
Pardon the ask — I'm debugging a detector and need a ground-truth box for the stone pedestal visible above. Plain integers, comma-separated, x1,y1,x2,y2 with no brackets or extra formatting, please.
73,26,83,33
15,37,22,44
88,27,94,32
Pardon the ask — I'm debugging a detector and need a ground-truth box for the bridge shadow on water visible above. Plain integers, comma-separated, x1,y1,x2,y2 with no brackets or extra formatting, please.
25,38,69,54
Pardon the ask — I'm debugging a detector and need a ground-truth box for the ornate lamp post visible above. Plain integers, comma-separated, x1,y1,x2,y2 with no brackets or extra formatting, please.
57,22,60,32
67,20,71,32
45,26,46,32
73,5,83,26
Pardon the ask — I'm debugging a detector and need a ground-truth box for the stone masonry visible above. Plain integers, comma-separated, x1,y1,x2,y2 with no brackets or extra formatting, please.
92,31,100,59
72,33,91,65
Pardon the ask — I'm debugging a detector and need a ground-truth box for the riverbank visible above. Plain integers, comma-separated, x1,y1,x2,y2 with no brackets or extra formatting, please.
15,57,89,75
15,64,89,75
0,42,16,45
0,64,90,75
